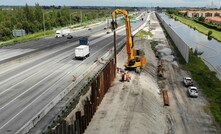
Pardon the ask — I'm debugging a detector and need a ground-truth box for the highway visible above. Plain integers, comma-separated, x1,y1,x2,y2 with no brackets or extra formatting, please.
0,12,148,133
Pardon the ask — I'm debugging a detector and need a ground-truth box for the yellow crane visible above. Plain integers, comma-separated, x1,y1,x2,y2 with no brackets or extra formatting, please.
111,9,146,73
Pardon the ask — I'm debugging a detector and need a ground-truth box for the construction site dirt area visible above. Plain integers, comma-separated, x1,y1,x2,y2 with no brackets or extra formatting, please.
84,13,217,134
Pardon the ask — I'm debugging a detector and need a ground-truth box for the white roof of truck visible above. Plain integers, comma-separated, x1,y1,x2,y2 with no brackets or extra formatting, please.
185,77,191,80
76,45,89,49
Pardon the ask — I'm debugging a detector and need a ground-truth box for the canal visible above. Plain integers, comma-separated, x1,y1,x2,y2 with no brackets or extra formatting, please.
159,13,221,79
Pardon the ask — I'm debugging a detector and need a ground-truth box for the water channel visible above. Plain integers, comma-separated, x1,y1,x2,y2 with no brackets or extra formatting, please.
159,13,221,79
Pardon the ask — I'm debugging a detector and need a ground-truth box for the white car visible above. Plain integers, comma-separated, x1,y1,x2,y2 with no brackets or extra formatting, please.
187,86,198,98
183,77,194,87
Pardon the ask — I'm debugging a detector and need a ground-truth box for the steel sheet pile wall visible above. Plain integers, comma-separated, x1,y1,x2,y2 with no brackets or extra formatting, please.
50,59,115,134
156,13,189,63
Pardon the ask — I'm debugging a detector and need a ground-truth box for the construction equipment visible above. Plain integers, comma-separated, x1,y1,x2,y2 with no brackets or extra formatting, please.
111,9,146,73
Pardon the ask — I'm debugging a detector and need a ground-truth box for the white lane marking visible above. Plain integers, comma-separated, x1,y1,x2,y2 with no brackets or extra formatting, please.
0,19,145,129
0,61,72,111
0,33,117,130
0,29,110,94
0,50,76,97
0,42,78,86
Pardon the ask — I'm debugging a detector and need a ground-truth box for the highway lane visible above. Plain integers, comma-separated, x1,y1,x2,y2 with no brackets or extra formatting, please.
0,30,125,134
0,21,109,63
0,12,148,133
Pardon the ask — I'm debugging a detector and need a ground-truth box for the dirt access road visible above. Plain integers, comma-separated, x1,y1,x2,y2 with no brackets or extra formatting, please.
84,12,217,134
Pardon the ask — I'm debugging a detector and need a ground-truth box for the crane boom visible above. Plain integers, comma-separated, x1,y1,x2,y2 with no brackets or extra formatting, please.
111,9,133,60
111,9,146,72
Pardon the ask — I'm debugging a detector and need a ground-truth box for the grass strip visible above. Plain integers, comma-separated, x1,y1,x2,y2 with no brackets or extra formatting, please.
183,51,221,126
0,30,54,46
135,29,153,37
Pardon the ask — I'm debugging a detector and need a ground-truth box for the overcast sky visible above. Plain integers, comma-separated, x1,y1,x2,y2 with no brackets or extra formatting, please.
0,0,220,7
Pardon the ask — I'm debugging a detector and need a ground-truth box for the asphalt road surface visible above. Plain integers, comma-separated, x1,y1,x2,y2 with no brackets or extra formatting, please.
0,12,148,133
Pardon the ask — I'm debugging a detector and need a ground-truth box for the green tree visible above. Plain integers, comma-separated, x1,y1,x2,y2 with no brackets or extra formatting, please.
198,16,205,22
34,3,43,22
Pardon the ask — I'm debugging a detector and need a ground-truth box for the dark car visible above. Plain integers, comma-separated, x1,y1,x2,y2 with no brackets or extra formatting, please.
67,35,73,39
88,28,92,30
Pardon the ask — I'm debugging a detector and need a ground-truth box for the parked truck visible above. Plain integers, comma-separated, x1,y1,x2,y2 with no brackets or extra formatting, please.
55,28,71,38
75,45,90,60
79,37,89,45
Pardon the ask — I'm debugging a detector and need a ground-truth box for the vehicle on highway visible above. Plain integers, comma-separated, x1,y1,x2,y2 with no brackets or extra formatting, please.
75,45,90,60
79,38,89,45
183,77,194,87
187,86,198,98
67,35,73,39
106,31,111,34
55,28,71,38
88,28,92,30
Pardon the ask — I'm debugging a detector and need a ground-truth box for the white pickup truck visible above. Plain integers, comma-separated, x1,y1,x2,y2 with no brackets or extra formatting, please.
183,77,194,87
75,45,90,60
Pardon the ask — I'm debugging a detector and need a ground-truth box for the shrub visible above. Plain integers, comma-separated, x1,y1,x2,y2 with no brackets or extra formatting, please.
208,31,213,36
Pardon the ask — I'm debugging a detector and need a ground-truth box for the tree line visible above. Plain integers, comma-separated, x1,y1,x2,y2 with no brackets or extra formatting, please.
0,4,112,41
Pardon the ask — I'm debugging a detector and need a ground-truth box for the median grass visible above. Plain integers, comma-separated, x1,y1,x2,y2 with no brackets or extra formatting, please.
0,16,110,46
0,30,54,46
168,14,221,42
183,50,221,127
135,29,153,37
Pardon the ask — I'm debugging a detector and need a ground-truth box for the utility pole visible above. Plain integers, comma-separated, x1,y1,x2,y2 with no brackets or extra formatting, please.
113,15,117,77
70,12,77,26
70,14,71,26
43,11,52,36
43,13,45,36
80,11,82,24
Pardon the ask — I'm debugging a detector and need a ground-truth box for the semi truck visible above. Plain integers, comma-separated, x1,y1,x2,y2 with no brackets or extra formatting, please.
55,28,71,38
75,45,90,60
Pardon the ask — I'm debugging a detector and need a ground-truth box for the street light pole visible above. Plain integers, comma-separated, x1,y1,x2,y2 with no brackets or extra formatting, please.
80,11,82,24
43,11,52,36
70,12,79,26
43,13,45,36
113,15,117,77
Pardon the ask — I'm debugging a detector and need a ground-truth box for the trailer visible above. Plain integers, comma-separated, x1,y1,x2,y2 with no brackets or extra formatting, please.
75,45,90,60
55,28,71,38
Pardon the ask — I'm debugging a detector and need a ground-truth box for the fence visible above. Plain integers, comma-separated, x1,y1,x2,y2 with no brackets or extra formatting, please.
156,13,189,63
47,59,115,134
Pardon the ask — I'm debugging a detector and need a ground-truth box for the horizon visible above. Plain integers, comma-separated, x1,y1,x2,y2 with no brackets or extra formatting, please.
0,0,221,8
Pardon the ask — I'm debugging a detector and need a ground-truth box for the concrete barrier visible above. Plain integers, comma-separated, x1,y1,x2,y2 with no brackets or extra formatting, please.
156,13,189,63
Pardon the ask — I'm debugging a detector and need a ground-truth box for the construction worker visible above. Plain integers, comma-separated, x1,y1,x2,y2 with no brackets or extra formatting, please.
121,72,125,81
126,71,131,82
72,75,76,81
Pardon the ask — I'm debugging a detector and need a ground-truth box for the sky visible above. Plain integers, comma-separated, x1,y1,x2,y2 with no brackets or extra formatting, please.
0,0,221,7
